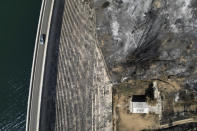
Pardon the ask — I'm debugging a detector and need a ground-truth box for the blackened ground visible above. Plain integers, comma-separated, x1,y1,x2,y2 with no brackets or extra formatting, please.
95,0,197,130
94,0,197,85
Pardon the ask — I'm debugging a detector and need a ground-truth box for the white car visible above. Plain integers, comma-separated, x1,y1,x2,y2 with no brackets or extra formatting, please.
40,34,46,45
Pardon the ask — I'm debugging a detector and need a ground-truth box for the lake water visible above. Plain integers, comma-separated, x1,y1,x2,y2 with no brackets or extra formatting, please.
0,0,41,130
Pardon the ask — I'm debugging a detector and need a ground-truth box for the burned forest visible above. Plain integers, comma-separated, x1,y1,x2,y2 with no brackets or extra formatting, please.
94,0,197,130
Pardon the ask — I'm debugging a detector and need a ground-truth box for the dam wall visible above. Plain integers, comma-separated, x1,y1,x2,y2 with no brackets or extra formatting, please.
39,0,112,130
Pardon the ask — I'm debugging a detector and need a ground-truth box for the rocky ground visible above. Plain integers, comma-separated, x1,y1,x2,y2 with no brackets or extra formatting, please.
94,0,197,83
94,0,197,130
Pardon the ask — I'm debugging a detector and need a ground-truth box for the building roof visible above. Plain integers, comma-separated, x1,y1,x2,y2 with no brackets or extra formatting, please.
132,95,146,102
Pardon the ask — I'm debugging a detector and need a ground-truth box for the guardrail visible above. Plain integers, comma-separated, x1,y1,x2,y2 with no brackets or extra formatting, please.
26,0,46,130
26,0,55,130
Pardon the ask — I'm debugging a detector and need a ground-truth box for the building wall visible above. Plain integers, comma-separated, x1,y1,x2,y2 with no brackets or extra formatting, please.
130,102,149,113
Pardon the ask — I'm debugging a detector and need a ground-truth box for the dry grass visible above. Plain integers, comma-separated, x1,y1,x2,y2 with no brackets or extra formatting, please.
174,101,197,112
147,97,158,106
114,81,147,96
112,66,124,73
153,0,161,8
119,112,159,131
156,79,181,93
180,56,187,63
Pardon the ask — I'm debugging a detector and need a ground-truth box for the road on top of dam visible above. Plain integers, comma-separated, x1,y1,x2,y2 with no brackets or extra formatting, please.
26,0,54,130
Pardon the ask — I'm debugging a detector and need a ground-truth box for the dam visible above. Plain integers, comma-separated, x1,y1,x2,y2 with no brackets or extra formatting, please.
27,0,197,130
26,0,112,130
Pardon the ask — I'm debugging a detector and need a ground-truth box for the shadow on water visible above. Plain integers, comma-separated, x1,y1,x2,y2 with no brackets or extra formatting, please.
39,0,65,130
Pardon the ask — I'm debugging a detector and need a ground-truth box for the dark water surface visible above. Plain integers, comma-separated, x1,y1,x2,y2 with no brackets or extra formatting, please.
0,0,41,130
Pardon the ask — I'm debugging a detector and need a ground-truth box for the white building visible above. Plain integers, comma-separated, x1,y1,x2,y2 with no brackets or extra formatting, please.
129,81,162,115
129,95,149,113
130,102,149,113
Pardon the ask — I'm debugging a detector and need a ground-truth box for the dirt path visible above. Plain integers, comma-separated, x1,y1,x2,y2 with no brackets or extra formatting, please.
160,118,197,129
